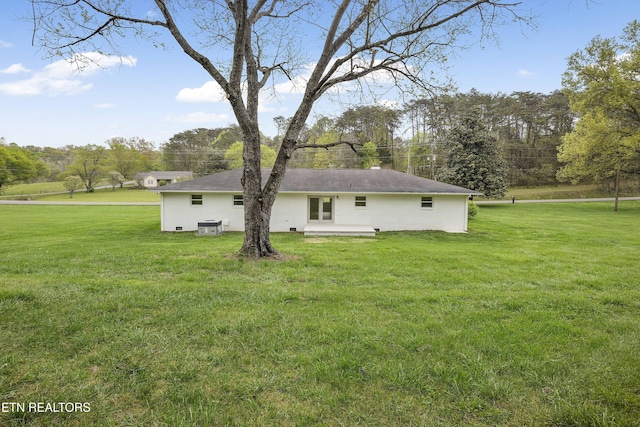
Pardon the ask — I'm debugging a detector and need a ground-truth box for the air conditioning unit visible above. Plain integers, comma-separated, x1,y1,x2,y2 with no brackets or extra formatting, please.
196,220,223,236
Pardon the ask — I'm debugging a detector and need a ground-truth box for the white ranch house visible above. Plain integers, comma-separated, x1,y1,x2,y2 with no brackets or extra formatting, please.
134,171,193,188
156,168,481,236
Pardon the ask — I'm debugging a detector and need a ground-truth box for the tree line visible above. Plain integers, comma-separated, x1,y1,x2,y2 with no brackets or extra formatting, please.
4,64,639,201
1,88,572,196
161,88,577,193
1,89,570,194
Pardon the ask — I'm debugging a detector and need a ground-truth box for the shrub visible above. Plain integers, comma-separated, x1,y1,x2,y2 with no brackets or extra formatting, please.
468,201,479,219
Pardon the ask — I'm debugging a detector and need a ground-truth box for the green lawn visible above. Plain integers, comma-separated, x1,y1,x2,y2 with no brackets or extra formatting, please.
499,182,638,201
0,181,67,196
1,203,639,426
32,186,161,203
504,183,604,200
1,182,160,203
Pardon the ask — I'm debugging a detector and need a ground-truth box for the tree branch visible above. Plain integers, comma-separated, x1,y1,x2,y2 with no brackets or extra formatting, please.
33,0,168,50
315,1,522,98
78,0,166,26
153,1,230,96
295,140,362,153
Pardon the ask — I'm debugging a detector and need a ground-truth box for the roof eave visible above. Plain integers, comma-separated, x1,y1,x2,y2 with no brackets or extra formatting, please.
157,189,480,195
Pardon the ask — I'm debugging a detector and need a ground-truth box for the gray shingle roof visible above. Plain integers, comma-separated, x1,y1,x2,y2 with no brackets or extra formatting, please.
134,171,193,180
156,168,481,195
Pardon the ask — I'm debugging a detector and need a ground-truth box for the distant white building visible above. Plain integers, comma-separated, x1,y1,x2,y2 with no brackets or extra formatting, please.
134,171,193,188
155,168,481,235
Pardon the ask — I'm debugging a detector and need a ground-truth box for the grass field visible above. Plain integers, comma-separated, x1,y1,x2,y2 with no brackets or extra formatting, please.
33,186,161,203
1,185,161,203
503,184,605,200
0,181,67,196
1,202,639,426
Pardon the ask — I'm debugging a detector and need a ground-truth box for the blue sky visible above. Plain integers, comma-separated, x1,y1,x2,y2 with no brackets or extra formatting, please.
1,0,638,149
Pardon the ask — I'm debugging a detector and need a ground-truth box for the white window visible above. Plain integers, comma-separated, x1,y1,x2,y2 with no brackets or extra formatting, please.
421,196,433,208
355,196,367,207
233,195,244,206
191,194,203,205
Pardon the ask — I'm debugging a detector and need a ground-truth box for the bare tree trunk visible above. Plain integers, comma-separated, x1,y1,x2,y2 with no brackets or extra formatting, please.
237,123,279,257
240,197,277,257
239,137,299,257
236,91,315,257
238,164,288,257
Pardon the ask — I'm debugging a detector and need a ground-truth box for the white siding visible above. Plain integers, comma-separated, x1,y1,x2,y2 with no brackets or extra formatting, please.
161,193,245,232
269,193,308,232
161,192,469,233
333,193,468,232
142,176,158,188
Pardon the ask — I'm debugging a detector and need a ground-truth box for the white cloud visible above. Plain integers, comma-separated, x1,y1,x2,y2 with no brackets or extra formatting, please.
94,103,116,109
273,74,309,96
0,52,136,96
165,112,231,124
0,40,13,48
0,78,91,96
174,54,407,114
272,63,315,96
0,64,31,74
517,69,535,77
272,56,406,98
146,9,159,19
176,81,227,103
175,55,399,104
42,52,136,78
176,81,296,119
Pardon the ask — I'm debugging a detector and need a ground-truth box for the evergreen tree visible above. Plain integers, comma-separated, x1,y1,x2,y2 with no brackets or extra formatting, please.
441,110,508,198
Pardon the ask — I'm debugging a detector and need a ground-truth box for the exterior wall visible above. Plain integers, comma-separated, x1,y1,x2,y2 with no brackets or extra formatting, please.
269,193,309,232
161,192,245,232
161,191,469,233
161,192,311,232
332,193,469,232
142,176,158,188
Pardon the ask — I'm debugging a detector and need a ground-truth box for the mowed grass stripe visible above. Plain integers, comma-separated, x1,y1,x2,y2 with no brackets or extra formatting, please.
1,202,639,426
